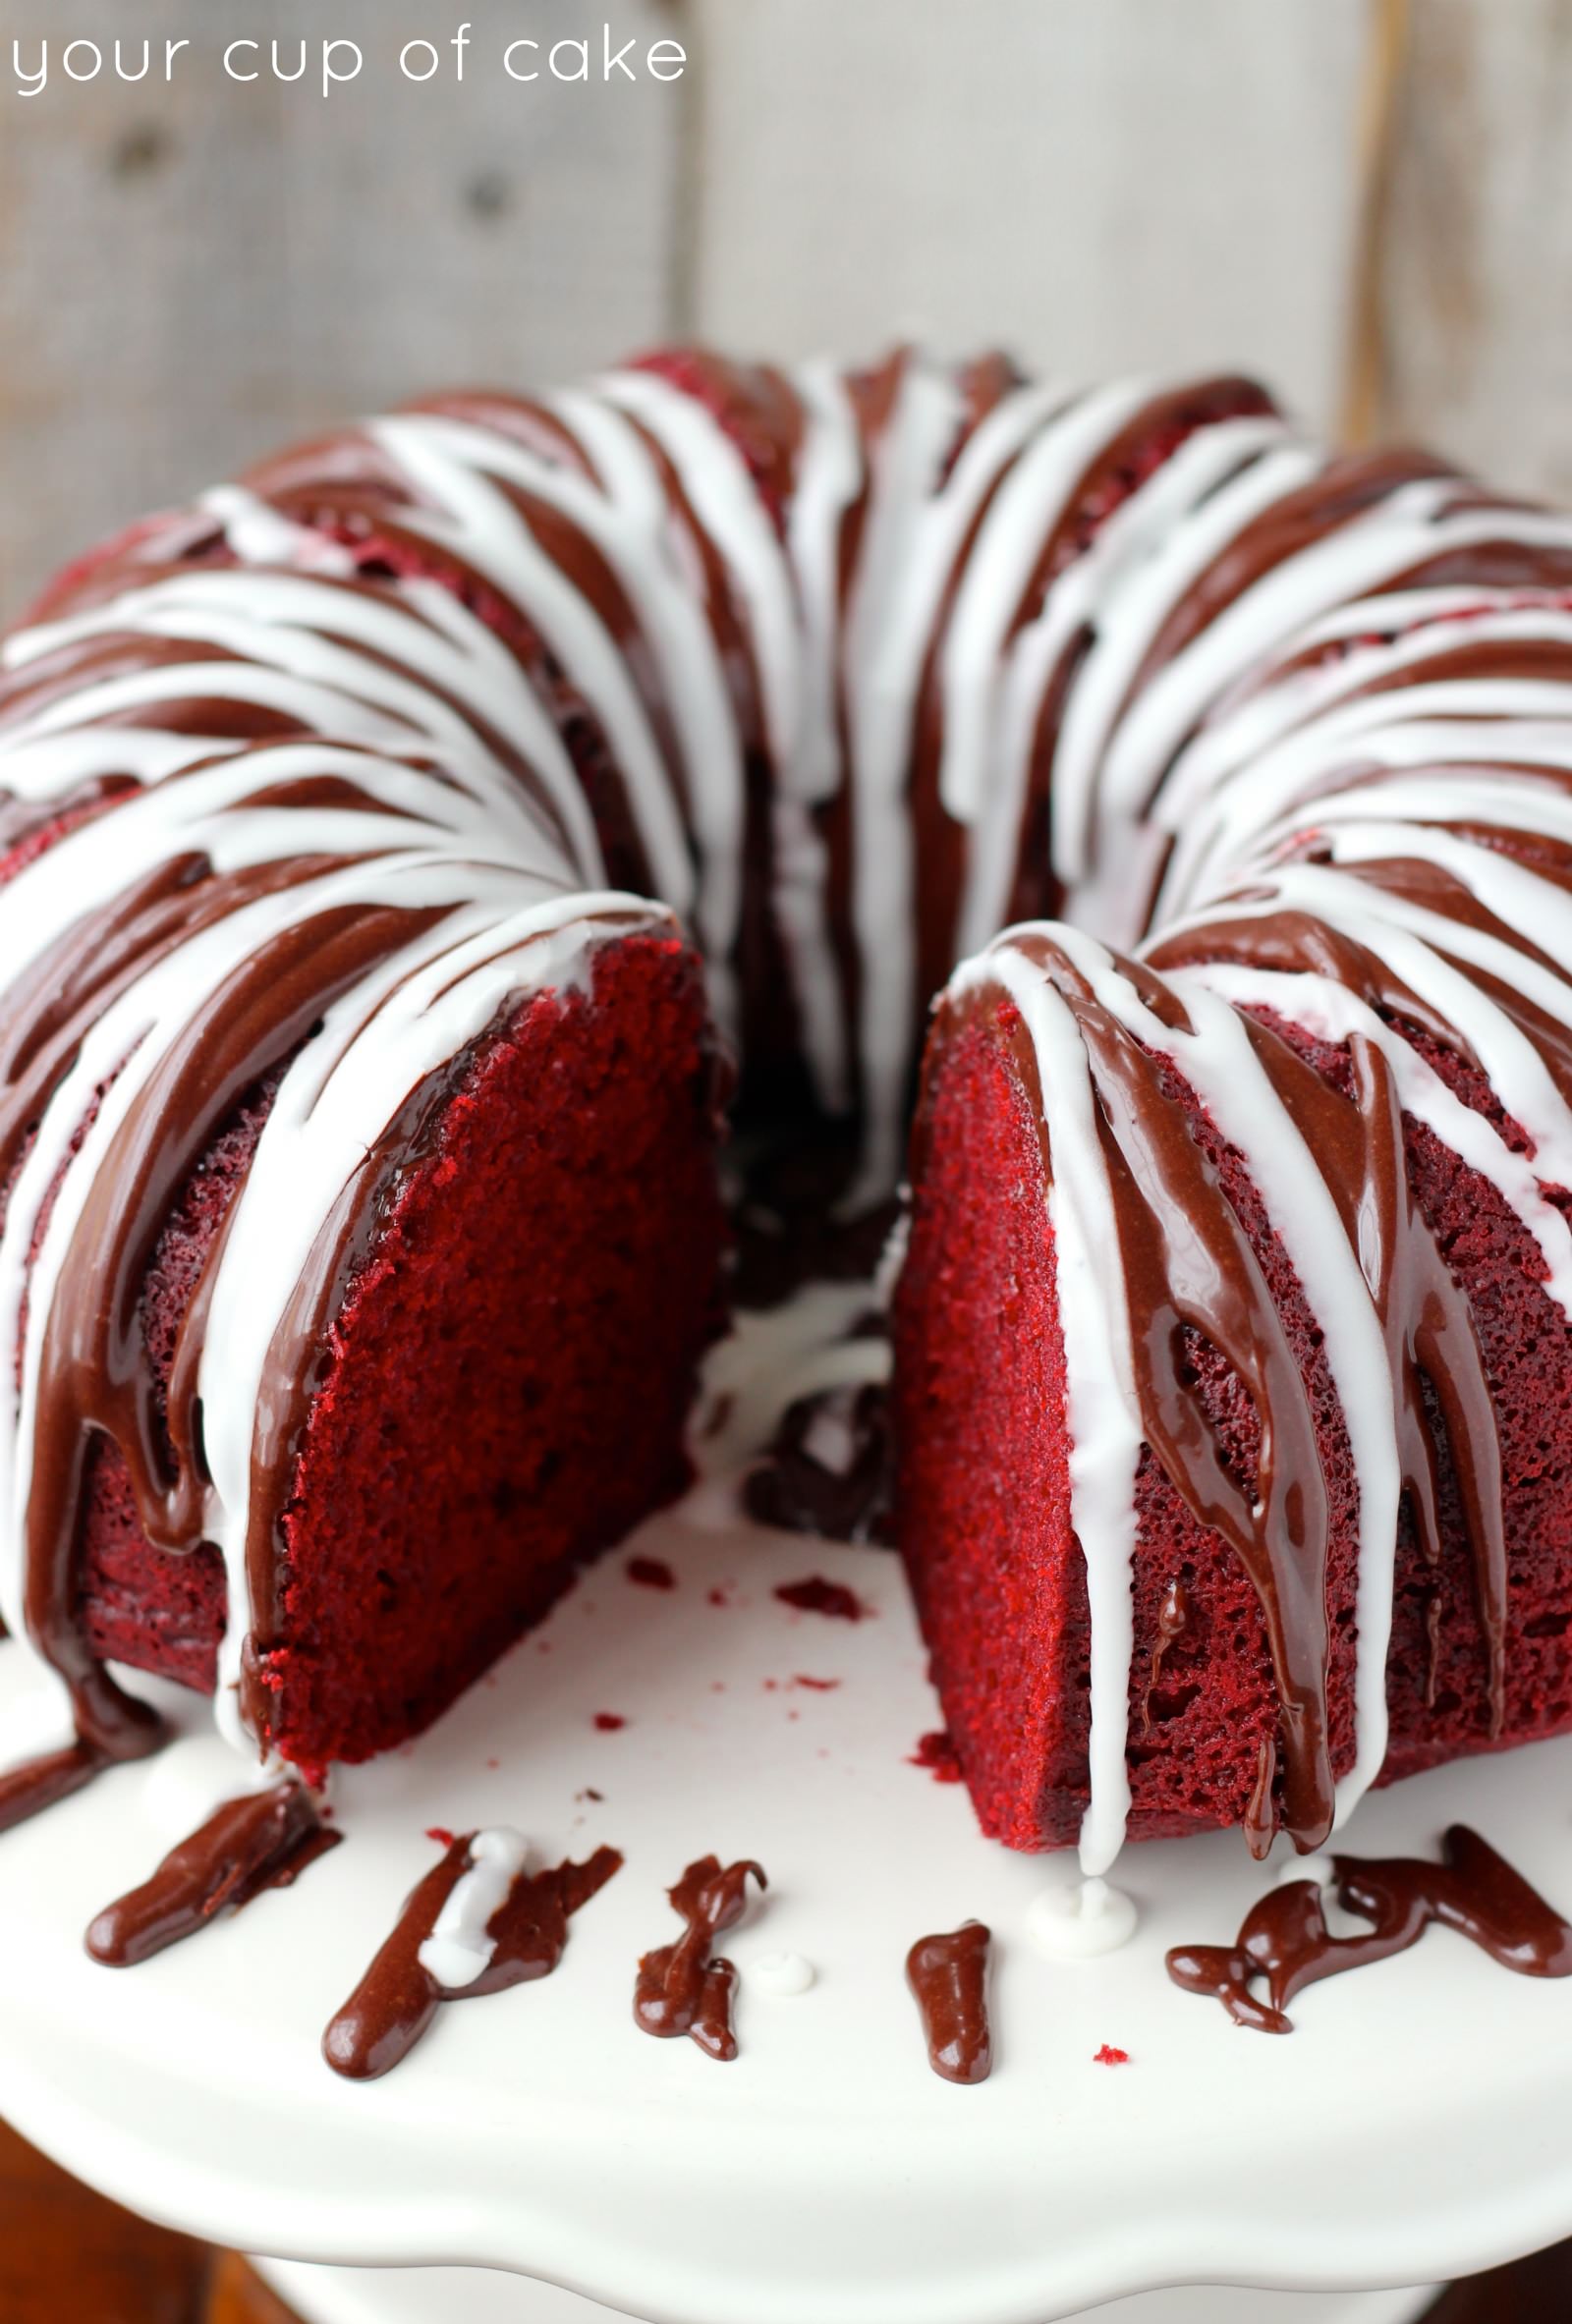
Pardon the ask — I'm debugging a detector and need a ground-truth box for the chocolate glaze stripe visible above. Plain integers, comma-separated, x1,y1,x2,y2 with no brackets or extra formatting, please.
951,409,1295,961
86,1782,340,1966
1189,958,1572,1306
906,1920,992,2084
1152,597,1572,912
1055,926,1406,1838
1167,1824,1572,2032
634,1855,765,2062
324,1831,622,2080
2,573,596,869
0,1736,126,1835
1074,484,1572,947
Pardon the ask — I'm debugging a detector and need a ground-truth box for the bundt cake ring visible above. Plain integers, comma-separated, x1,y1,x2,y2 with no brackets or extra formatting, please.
2,346,1572,1890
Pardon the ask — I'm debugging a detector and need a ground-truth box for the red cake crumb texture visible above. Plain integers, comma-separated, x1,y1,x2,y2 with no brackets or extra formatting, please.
424,1827,454,1849
1094,2045,1130,2067
627,1556,677,1590
773,1577,871,1622
593,1712,628,1733
909,1730,964,1784
79,937,726,1779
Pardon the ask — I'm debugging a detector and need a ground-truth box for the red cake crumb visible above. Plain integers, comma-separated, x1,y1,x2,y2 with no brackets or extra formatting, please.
909,1730,964,1783
707,1584,733,1608
593,1712,628,1733
791,1675,840,1690
425,1827,455,1848
627,1556,677,1590
773,1577,870,1622
1094,2045,1130,2067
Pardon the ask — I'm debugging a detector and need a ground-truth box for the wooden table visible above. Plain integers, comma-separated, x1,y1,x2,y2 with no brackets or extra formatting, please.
3,2116,1568,2323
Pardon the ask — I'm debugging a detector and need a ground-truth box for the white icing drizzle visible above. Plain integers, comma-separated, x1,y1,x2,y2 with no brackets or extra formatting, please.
1026,1874,1139,1960
841,355,966,1198
947,940,1143,1876
418,1828,530,1990
1044,925,1402,1830
748,1949,815,1996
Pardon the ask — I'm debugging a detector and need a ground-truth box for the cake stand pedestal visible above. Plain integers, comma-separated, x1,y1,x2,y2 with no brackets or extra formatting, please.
0,1486,1567,2324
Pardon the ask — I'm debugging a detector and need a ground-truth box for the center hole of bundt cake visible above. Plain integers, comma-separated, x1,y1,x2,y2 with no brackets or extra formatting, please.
263,934,725,1776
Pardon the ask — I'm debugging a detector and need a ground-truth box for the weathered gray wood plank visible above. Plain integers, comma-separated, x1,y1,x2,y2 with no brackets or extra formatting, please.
689,0,1369,427
0,0,689,616
1372,0,1572,499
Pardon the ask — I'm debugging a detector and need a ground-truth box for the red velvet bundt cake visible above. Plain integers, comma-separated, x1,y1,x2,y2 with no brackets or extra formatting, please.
2,349,1571,1876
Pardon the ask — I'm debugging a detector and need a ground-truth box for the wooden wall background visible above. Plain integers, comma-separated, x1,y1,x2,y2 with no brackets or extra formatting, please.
2,0,1569,616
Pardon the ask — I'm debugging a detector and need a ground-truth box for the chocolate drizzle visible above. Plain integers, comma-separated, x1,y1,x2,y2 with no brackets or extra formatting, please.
746,1379,895,1546
634,1854,765,2061
85,1781,340,1966
906,1919,992,2083
991,939,1339,1851
0,1736,131,1836
1191,940,1511,1735
16,878,441,1791
323,1834,621,2080
1167,1825,1572,2032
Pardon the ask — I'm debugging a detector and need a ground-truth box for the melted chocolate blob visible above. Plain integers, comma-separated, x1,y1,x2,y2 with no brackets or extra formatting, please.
907,1919,992,2083
324,1835,621,2080
747,1381,895,1547
0,1736,130,1835
86,1782,339,1966
1167,1824,1572,2032
634,1854,765,2062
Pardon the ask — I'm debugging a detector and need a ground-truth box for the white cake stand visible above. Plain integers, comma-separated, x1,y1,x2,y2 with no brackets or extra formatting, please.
1,1493,1567,2324
253,2256,1435,2324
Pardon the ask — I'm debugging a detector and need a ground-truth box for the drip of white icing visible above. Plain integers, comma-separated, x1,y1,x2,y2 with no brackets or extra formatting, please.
1026,1875,1139,1959
948,942,1143,1876
748,1950,815,1997
418,1828,530,1990
1047,926,1402,1831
